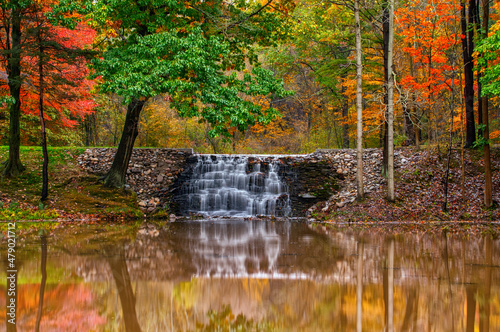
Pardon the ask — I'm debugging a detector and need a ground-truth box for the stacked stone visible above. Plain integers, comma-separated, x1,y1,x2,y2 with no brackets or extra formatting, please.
310,149,409,213
78,148,408,216
78,148,193,212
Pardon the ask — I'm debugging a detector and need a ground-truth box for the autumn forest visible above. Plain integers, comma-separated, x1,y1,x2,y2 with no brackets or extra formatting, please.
0,0,498,204
2,2,500,330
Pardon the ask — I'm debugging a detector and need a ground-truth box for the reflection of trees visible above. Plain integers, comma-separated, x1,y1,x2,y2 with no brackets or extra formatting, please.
387,239,394,332
400,286,418,331
3,243,23,332
466,284,476,332
356,242,363,332
442,233,455,331
479,237,492,332
105,243,142,332
5,264,17,332
4,222,500,331
35,235,47,332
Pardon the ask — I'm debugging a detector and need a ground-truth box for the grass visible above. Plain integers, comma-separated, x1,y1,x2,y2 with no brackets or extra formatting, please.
0,146,142,220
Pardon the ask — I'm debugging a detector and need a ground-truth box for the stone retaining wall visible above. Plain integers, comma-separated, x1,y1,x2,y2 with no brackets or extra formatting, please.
78,148,193,212
79,148,406,216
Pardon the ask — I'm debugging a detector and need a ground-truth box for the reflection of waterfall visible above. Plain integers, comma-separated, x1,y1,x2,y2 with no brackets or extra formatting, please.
189,221,282,277
181,155,290,217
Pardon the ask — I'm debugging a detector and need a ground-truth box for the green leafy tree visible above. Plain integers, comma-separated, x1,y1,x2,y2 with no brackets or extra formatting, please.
53,0,293,187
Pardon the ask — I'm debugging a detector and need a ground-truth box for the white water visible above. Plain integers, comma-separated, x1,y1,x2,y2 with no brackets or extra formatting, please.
183,155,290,217
189,220,284,277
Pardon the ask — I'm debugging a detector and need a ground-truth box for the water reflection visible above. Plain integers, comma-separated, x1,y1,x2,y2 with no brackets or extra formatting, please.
0,220,499,331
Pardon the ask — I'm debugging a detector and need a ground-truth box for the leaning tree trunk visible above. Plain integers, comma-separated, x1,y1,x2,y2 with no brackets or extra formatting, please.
103,99,146,188
3,7,25,177
461,0,476,148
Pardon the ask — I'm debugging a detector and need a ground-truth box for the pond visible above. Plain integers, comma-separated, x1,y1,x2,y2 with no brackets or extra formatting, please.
0,219,499,331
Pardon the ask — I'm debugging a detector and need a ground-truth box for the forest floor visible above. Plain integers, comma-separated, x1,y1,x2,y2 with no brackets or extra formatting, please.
0,146,142,221
311,146,500,222
0,145,499,222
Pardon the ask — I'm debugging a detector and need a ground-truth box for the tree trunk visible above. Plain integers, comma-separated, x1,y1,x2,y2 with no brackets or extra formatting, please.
342,80,349,148
382,2,389,177
38,39,49,202
3,7,25,177
103,99,146,188
461,0,476,148
84,113,97,146
355,0,364,201
442,49,457,212
387,0,395,202
475,2,483,137
403,105,415,145
405,43,416,145
481,0,492,208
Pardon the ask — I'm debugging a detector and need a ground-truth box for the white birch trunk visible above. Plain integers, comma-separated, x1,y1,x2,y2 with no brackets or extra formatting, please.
387,0,395,201
355,0,364,200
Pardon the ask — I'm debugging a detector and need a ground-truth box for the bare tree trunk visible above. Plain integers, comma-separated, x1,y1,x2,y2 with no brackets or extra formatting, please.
443,55,457,212
460,73,466,204
38,34,49,202
84,113,97,146
382,2,389,177
387,0,395,202
481,0,493,208
405,44,416,145
355,0,364,201
341,80,349,148
461,0,476,148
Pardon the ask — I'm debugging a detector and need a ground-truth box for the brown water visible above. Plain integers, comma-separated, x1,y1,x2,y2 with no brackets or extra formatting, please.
0,220,499,331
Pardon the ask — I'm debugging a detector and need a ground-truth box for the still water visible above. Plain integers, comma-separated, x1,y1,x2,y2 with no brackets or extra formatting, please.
0,220,499,331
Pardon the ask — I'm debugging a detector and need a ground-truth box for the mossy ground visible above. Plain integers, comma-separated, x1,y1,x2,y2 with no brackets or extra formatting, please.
0,146,142,220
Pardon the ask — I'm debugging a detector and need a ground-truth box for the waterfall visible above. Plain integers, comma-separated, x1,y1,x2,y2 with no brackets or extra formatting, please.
180,155,290,217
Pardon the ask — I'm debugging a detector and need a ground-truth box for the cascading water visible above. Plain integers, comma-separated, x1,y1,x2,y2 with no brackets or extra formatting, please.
180,155,290,217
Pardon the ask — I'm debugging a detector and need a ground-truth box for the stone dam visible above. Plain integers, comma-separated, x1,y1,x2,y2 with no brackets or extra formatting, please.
78,148,394,216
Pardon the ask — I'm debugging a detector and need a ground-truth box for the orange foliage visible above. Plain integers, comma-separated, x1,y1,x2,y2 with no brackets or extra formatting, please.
396,0,461,103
